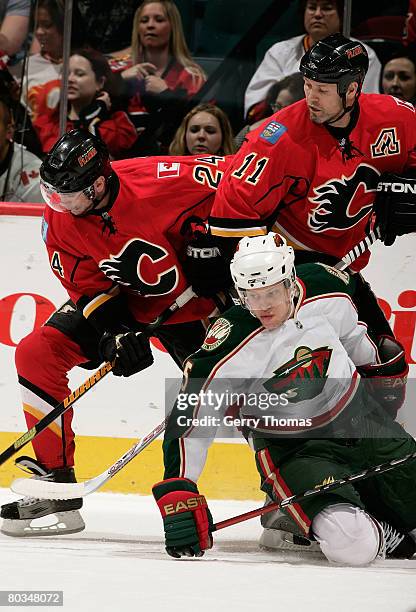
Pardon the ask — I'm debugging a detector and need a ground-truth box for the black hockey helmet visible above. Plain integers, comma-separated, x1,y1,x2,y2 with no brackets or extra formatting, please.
300,33,369,96
40,128,112,193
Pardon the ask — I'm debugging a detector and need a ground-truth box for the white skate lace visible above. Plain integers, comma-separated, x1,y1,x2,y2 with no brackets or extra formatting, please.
381,521,405,555
18,496,42,508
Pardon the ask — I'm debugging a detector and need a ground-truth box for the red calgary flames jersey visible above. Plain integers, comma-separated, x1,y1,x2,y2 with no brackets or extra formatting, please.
42,155,232,325
210,94,416,270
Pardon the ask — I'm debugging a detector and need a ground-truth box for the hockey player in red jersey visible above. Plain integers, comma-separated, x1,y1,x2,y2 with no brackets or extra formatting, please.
0,129,232,537
186,34,416,344
181,34,415,551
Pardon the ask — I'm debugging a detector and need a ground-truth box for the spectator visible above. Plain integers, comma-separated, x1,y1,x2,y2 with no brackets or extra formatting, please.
76,1,142,56
169,103,235,156
0,54,42,155
33,48,137,157
381,50,416,104
245,0,381,120
0,0,30,61
122,0,206,153
21,0,86,120
235,73,305,149
0,95,43,202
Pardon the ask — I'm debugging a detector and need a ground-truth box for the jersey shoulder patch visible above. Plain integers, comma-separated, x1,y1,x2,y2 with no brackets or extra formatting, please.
297,262,356,299
188,306,261,379
259,120,287,145
201,306,261,353
202,317,233,351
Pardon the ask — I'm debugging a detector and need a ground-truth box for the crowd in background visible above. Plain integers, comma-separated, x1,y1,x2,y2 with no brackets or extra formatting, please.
0,0,415,203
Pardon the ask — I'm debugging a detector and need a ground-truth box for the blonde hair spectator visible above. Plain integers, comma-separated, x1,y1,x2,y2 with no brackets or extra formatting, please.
123,1,206,153
131,0,204,84
169,103,236,156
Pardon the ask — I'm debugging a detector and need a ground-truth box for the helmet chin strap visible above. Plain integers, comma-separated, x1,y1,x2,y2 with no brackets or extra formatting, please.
82,180,117,235
80,181,110,215
325,96,355,126
325,82,362,126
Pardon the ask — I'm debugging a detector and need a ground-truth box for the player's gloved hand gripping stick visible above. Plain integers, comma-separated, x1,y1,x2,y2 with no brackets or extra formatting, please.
152,449,416,559
0,286,196,468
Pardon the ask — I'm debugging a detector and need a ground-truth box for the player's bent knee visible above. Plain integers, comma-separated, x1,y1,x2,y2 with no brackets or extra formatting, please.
15,326,67,375
14,328,45,372
312,503,380,565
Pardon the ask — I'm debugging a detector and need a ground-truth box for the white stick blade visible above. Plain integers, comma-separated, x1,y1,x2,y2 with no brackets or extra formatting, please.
11,478,85,499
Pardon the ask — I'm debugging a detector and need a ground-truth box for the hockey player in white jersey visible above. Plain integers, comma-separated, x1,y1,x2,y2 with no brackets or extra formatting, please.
152,233,416,564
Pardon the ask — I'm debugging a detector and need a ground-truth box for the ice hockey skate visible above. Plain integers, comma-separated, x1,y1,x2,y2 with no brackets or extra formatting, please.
1,457,85,537
259,499,416,561
259,496,322,554
375,520,416,560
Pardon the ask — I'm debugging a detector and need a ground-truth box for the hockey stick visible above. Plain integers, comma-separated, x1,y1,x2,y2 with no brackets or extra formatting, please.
9,289,236,499
213,449,416,532
11,417,168,499
0,286,196,468
334,226,381,271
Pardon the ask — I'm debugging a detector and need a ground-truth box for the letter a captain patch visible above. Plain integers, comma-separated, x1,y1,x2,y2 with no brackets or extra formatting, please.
371,128,400,158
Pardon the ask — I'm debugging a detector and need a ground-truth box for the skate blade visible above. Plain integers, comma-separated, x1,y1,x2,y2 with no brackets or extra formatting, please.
1,510,85,537
259,528,323,554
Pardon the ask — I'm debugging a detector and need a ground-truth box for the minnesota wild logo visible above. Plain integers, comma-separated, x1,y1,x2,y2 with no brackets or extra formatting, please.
263,345,332,402
202,318,232,351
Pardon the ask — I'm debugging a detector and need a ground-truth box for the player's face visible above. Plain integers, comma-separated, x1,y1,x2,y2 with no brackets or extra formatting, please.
382,58,416,102
304,0,340,43
68,55,104,106
185,111,223,155
304,78,344,124
40,180,95,215
138,2,171,49
243,281,293,330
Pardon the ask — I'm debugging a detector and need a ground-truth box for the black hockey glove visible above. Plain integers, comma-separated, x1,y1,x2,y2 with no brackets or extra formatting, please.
183,222,232,298
374,173,416,246
99,331,154,377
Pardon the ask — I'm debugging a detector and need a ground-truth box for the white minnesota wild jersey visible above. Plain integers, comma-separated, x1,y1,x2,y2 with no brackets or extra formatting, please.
163,263,379,482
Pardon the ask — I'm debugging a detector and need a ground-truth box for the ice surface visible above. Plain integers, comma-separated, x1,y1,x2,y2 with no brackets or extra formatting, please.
0,488,415,612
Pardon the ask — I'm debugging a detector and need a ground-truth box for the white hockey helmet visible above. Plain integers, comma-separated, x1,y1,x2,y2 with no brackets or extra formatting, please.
230,232,295,291
230,233,297,325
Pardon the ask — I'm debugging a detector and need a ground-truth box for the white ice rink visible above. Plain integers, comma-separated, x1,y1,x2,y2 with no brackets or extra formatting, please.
1,489,415,612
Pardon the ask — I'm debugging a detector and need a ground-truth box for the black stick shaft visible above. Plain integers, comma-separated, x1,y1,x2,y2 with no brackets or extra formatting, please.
335,227,381,271
213,449,416,531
